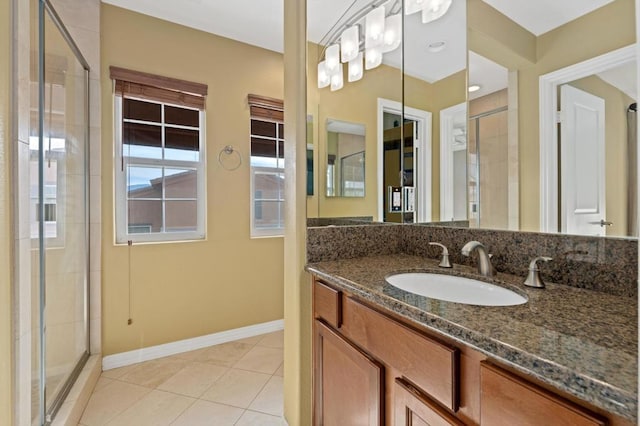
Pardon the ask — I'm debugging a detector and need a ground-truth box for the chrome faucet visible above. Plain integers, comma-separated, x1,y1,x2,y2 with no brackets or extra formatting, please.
429,242,452,268
524,256,553,288
461,241,495,277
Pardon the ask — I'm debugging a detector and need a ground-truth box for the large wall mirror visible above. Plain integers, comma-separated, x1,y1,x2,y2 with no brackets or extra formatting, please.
469,0,636,238
307,0,637,239
306,0,466,222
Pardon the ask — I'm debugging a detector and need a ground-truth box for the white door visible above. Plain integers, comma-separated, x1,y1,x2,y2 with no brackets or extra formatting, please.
560,84,606,236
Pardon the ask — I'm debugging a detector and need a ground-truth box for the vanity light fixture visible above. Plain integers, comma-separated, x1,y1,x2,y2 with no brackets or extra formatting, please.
381,14,402,53
318,61,330,88
365,5,386,48
348,52,364,82
365,47,383,70
341,25,360,63
422,0,453,24
468,84,481,93
330,63,344,91
325,43,341,75
317,0,452,91
405,0,426,15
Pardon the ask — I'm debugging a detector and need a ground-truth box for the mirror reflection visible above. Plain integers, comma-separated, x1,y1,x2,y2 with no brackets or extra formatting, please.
325,119,366,197
467,51,513,230
306,0,466,223
307,0,637,239
469,0,636,237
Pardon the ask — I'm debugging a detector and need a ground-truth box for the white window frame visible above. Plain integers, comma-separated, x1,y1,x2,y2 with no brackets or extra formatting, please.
29,147,66,248
114,96,206,244
250,116,285,238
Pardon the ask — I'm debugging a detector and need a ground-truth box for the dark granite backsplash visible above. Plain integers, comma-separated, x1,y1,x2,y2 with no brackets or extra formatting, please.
307,224,637,297
307,224,404,262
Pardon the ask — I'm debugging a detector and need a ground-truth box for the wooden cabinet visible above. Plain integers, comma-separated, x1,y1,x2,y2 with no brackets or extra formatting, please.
480,362,607,426
314,320,384,426
342,296,459,412
314,280,342,329
311,277,628,426
394,378,466,426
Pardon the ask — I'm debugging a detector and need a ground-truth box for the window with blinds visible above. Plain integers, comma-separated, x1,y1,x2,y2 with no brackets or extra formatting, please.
248,94,285,237
110,66,207,243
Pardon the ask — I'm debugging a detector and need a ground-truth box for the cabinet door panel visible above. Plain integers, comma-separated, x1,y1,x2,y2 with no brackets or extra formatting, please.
342,297,459,411
395,378,466,426
314,320,384,426
480,362,607,426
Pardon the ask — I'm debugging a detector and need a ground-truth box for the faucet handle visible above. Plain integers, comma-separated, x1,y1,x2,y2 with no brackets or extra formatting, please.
528,256,553,270
429,242,452,268
524,256,553,288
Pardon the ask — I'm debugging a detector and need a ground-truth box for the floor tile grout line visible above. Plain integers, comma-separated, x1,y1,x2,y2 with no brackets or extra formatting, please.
232,409,249,426
228,365,282,376
167,394,199,426
240,371,283,417
79,378,154,426
228,371,273,415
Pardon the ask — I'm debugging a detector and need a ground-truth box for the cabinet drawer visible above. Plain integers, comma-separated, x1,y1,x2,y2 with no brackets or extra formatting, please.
342,297,459,412
313,279,342,328
395,378,466,426
480,362,607,426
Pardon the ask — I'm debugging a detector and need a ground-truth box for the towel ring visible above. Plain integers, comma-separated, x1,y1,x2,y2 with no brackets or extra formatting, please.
218,145,242,171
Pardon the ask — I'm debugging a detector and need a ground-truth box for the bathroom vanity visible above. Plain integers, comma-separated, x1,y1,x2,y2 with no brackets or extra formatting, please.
307,251,637,425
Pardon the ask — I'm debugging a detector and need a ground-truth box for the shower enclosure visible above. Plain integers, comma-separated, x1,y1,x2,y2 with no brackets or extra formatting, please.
30,0,90,423
468,106,509,230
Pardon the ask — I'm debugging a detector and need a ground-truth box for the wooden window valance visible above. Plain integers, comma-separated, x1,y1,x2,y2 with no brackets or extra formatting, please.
110,66,207,110
248,94,284,122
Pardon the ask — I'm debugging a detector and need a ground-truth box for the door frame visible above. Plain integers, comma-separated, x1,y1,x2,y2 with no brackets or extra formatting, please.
377,98,432,222
539,44,636,232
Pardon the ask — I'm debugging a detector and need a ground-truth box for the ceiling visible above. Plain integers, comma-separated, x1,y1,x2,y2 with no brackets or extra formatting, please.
468,52,508,100
482,0,615,36
102,0,624,87
102,0,618,53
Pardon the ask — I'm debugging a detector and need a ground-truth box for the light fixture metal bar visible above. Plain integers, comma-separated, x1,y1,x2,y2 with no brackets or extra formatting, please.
317,0,401,61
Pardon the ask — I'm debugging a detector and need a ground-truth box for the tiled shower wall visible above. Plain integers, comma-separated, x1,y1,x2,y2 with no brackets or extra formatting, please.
307,224,637,298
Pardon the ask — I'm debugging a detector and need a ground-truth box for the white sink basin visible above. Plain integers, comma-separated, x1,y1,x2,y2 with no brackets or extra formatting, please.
386,273,527,306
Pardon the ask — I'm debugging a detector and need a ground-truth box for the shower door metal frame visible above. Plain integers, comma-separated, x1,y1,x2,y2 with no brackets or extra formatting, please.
37,0,91,423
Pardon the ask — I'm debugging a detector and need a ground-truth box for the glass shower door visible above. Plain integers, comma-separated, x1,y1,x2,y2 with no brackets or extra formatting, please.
32,1,91,422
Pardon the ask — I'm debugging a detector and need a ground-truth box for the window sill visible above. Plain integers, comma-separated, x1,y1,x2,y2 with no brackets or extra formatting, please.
115,235,206,246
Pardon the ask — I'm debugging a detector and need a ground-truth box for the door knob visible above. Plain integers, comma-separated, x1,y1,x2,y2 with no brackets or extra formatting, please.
589,219,613,227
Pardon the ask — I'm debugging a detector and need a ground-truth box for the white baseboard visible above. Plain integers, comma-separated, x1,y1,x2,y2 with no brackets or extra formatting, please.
102,319,284,371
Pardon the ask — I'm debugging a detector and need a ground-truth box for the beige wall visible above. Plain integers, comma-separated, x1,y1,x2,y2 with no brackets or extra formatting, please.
568,76,634,236
0,0,13,423
101,5,284,355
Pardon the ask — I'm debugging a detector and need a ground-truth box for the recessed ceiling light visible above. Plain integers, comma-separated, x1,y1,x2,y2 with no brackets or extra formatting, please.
427,41,446,53
468,85,481,93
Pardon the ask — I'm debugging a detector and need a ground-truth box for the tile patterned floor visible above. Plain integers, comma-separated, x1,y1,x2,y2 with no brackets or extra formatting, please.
79,331,285,425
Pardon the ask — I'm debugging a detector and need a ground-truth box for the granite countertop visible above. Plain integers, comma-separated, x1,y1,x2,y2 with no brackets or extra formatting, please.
306,254,638,422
